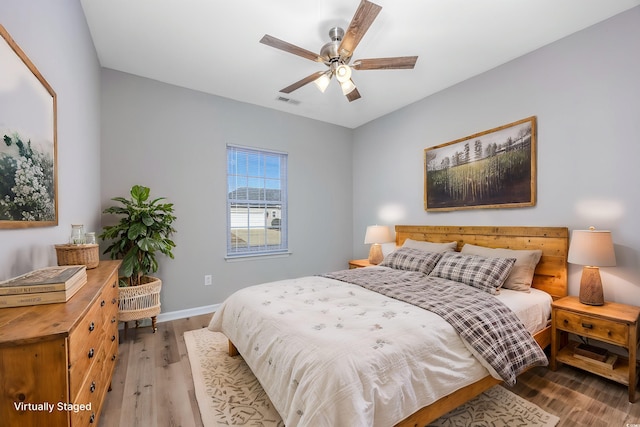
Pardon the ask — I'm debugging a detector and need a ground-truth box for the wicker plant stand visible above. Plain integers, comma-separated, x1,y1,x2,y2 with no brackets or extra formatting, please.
118,276,161,337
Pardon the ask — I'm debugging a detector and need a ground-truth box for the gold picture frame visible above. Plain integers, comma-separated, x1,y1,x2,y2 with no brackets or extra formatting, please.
0,24,58,228
424,116,536,211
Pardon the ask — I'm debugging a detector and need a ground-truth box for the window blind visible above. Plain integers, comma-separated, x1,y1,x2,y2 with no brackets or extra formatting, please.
226,145,288,257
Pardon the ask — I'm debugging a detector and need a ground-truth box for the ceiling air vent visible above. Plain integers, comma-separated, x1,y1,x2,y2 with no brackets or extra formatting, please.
276,96,300,106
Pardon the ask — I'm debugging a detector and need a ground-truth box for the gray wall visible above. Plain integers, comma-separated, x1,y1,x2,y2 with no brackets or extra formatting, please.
353,7,640,306
100,70,353,313
0,0,102,279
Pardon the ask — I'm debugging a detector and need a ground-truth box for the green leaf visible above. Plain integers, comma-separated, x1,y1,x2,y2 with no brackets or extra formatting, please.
121,250,137,278
141,212,154,226
131,185,150,203
128,221,147,240
137,236,158,252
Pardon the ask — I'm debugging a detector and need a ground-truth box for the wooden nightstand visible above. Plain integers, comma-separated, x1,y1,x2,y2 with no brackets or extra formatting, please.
348,259,373,269
551,296,640,402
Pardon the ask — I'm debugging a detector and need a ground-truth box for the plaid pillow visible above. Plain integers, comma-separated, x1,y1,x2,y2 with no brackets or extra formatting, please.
460,244,542,292
429,252,516,294
380,247,443,275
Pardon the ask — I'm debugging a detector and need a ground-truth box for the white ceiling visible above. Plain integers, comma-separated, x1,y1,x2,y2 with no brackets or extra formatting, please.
80,0,640,129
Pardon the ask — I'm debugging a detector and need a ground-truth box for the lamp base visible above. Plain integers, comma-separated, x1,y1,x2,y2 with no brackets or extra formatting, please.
579,266,604,306
368,243,384,265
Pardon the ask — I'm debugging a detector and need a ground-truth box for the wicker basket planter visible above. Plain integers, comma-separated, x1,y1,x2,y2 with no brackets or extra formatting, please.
54,244,100,269
118,276,161,335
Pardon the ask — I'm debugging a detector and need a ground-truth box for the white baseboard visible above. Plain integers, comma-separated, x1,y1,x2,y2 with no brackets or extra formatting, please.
157,303,219,323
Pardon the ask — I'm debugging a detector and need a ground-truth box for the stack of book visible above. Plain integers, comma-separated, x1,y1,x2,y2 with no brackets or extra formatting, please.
0,265,88,308
574,342,618,369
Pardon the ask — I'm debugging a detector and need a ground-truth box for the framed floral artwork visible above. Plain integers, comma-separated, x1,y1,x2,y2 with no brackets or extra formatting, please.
424,116,536,211
0,24,57,228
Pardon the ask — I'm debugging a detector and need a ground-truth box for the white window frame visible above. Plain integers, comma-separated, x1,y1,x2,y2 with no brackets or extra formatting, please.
226,144,288,258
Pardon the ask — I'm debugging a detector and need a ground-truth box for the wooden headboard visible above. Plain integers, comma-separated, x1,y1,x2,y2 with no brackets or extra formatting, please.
395,225,569,300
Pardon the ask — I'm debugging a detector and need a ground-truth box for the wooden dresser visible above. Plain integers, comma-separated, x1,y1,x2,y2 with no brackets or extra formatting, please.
0,260,120,426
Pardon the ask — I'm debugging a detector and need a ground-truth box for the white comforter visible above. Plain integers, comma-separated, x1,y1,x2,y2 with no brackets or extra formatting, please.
208,272,550,427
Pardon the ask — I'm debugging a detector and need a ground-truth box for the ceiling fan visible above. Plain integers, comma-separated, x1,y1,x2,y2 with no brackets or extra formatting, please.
260,0,418,102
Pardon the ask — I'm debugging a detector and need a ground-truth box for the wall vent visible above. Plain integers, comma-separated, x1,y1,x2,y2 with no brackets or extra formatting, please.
275,96,301,106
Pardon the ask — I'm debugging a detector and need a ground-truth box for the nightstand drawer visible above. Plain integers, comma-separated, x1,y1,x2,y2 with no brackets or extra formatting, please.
555,310,628,346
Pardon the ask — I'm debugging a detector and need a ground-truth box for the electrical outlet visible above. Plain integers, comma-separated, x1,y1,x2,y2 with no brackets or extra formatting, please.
204,275,212,286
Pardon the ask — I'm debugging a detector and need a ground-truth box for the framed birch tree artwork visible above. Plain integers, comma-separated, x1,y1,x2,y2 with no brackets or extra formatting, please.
424,116,536,211
0,24,58,228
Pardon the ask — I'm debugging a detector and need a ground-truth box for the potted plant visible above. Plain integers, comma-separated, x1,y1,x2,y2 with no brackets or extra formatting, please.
99,185,177,334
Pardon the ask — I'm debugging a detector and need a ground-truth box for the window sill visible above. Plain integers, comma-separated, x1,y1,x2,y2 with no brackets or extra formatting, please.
224,251,292,262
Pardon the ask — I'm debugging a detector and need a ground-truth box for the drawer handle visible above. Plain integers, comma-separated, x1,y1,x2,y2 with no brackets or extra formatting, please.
111,354,117,361
101,300,106,307
89,412,95,423
90,381,96,393
88,348,95,359
89,322,95,332
581,323,594,329
111,334,116,342
112,297,117,304
563,319,568,324
111,317,117,324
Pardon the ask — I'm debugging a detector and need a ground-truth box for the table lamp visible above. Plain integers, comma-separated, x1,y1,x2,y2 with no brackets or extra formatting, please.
364,225,393,265
567,226,616,306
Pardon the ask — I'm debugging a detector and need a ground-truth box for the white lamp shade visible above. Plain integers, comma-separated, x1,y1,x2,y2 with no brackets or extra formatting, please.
364,225,393,245
314,72,331,93
568,228,616,267
335,64,352,83
340,79,356,95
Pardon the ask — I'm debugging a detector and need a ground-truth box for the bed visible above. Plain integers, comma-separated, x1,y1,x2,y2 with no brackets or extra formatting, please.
209,225,568,426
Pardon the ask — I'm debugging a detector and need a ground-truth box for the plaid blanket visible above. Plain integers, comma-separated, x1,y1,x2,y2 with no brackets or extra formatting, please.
322,268,547,386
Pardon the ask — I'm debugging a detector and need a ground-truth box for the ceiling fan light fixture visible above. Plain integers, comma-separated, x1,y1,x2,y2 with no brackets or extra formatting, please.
314,72,332,93
335,64,352,83
260,0,417,101
340,79,357,95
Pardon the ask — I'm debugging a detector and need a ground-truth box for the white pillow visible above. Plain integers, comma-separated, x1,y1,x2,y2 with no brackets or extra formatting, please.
460,243,542,292
402,238,457,253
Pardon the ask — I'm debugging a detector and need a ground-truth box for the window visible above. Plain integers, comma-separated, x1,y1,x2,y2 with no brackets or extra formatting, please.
226,145,288,257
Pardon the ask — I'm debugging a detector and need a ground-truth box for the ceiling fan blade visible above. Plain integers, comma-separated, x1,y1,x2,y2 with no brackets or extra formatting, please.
260,34,323,62
346,87,361,102
280,71,326,94
352,56,418,70
338,0,382,60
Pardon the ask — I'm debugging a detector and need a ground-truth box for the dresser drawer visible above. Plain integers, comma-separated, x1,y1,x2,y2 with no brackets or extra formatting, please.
105,332,118,368
555,309,628,346
69,293,104,349
104,299,119,343
69,277,117,397
71,345,107,426
100,276,119,327
69,322,105,390
70,338,105,399
72,333,118,426
103,278,119,342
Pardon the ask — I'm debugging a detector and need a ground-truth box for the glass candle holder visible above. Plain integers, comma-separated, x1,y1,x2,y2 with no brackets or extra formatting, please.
85,232,96,245
70,224,85,244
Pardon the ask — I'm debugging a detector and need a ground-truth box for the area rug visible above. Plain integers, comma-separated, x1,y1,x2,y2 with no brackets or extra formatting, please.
184,328,559,427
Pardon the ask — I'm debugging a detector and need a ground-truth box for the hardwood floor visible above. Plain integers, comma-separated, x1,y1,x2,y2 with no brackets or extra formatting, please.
99,314,212,427
100,313,640,426
511,360,640,427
